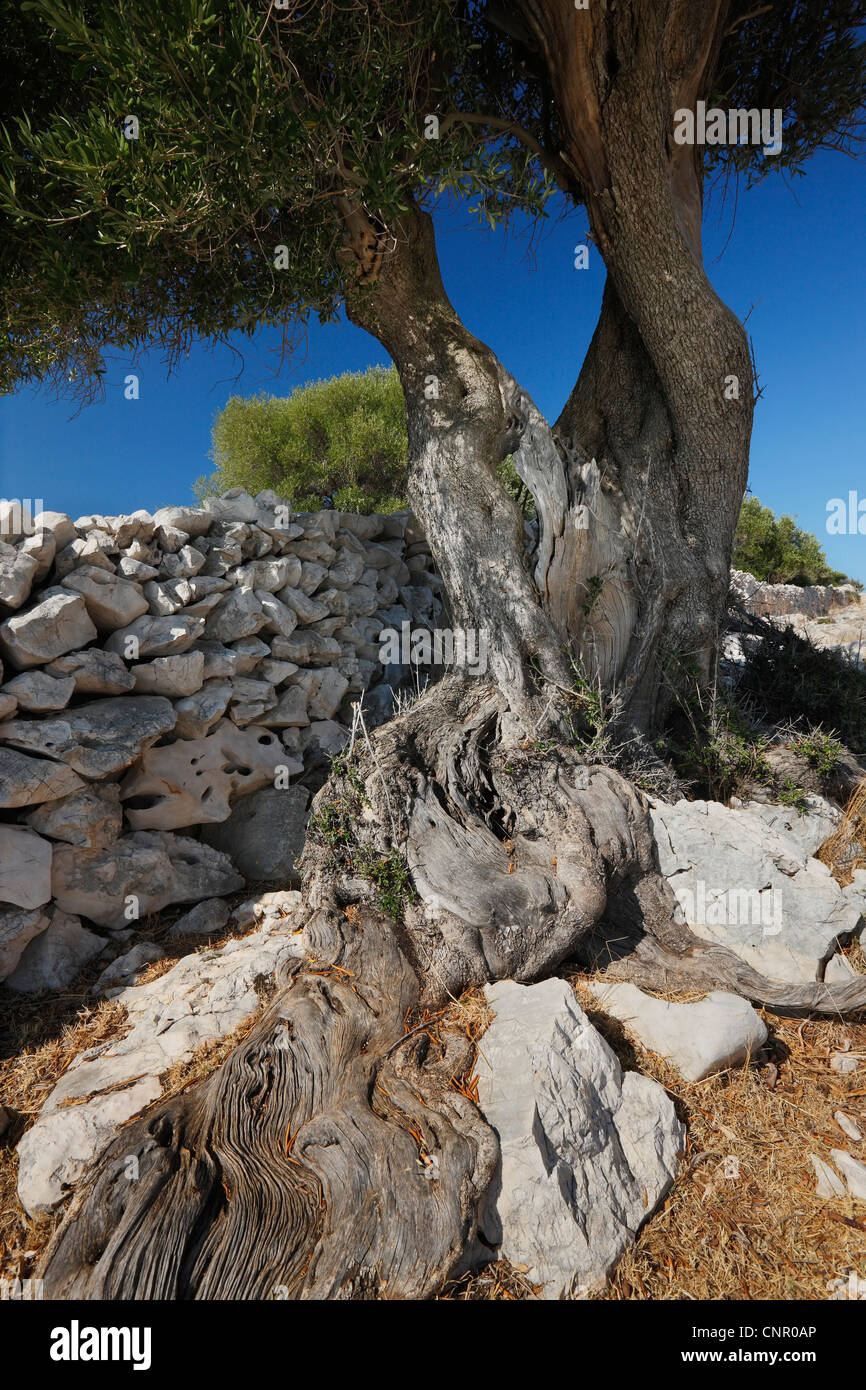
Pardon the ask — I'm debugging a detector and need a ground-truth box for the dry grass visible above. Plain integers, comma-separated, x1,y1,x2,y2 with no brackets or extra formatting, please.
819,779,866,886
0,889,274,1286
450,976,866,1301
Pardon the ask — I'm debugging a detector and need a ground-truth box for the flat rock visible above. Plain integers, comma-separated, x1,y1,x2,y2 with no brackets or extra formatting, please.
167,898,231,939
6,911,104,992
25,782,122,848
0,590,97,669
16,912,306,1212
131,651,205,697
585,983,768,1082
831,1150,866,1201
738,796,841,858
834,1111,863,1142
43,648,136,695
92,941,164,995
0,695,176,778
120,719,296,830
476,978,684,1297
811,1155,847,1198
0,905,51,981
201,785,309,881
0,826,53,909
0,747,85,808
104,614,204,658
52,830,244,928
61,565,149,630
650,798,864,985
1,670,76,712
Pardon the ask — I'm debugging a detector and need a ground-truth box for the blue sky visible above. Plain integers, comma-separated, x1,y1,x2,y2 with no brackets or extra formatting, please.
1,147,864,578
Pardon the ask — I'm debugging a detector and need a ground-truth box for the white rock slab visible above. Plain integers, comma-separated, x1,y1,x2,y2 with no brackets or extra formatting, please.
0,825,53,909
832,1150,866,1201
476,978,684,1298
0,590,98,669
586,983,768,1081
650,798,863,985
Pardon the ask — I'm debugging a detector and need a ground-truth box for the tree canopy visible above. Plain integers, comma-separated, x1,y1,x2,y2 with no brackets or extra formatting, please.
732,494,859,588
1,0,863,400
198,365,410,513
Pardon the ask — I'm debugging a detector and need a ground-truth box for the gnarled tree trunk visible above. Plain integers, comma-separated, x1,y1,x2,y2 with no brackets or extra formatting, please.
36,1,864,1302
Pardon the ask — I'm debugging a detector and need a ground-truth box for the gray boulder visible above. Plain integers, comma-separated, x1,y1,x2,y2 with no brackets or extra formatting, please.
476,978,684,1298
52,830,244,928
5,911,104,992
586,982,768,1081
0,590,97,669
201,785,309,881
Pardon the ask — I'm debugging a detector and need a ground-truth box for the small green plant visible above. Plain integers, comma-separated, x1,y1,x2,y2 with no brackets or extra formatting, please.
790,729,843,778
351,846,417,918
778,777,808,815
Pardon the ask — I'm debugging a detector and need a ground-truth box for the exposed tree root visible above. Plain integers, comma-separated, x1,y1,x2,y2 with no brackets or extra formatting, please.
38,679,866,1299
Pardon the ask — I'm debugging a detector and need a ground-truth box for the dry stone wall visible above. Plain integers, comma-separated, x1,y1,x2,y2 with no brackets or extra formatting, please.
0,488,440,990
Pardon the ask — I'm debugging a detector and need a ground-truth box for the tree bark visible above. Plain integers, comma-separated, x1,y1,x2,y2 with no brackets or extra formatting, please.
33,2,861,1303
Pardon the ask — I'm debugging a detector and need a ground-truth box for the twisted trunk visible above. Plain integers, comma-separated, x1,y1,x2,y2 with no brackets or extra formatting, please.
34,1,856,1303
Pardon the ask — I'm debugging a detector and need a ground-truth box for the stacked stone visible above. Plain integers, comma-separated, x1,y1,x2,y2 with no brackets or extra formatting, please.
0,488,440,990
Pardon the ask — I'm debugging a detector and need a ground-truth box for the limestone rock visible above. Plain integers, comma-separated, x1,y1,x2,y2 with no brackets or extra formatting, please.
32,510,77,551
0,826,53,909
131,651,205,697
168,898,230,939
25,783,122,848
811,1155,847,1199
0,590,97,669
51,830,244,928
172,679,233,739
0,747,85,808
834,1111,863,1142
61,565,149,630
151,504,213,538
104,614,204,658
43,648,136,695
0,905,51,981
831,1150,866,1201
1,669,75,712
0,696,176,778
586,983,768,1082
0,542,38,608
201,786,309,881
6,911,104,993
17,912,304,1212
92,941,164,995
476,979,684,1298
650,798,864,985
121,719,294,830
203,588,266,642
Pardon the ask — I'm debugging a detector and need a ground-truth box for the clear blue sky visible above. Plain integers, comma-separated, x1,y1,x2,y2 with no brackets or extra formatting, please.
1,148,864,578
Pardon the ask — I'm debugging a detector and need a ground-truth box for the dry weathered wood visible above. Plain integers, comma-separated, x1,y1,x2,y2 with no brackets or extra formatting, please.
40,677,866,1299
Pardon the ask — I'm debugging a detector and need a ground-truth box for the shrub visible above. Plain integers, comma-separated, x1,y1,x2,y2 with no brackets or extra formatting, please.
733,495,859,589
195,365,409,513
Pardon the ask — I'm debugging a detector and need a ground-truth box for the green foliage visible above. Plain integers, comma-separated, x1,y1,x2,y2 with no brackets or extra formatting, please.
308,749,416,918
0,0,555,400
196,366,409,512
733,496,859,588
737,626,866,753
778,778,808,816
789,728,843,778
497,456,535,519
351,846,417,919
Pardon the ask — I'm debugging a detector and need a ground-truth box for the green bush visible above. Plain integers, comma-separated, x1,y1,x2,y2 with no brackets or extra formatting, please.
195,365,410,513
733,495,859,589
